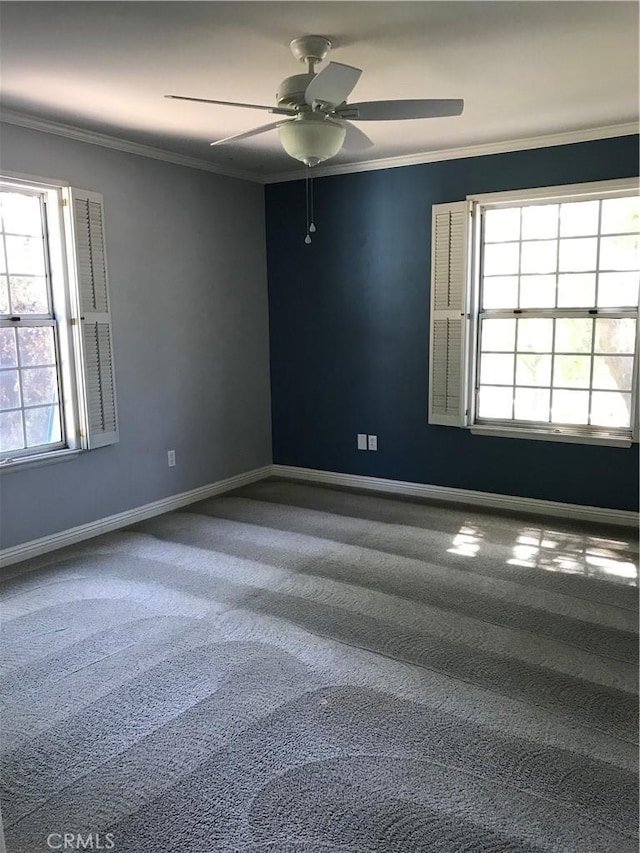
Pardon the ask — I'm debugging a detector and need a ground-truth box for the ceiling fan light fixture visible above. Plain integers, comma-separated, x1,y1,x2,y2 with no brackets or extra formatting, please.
167,34,464,171
278,116,346,166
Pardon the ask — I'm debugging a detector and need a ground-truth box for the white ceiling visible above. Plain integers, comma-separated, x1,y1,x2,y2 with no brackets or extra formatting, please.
0,1,638,182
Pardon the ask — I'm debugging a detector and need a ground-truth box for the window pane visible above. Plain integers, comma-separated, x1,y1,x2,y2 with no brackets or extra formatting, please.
594,318,636,354
478,386,513,418
557,273,596,307
521,204,558,239
559,201,599,237
482,276,518,309
4,236,46,276
520,240,557,274
601,197,640,235
478,192,639,436
553,355,591,388
484,208,520,242
0,369,21,410
21,366,59,406
484,242,519,275
519,274,556,308
9,276,49,314
590,391,632,428
597,272,639,307
481,318,516,351
0,328,17,368
25,405,62,447
551,389,589,424
479,353,514,385
17,326,56,367
593,356,633,391
517,318,553,352
0,193,42,235
514,387,550,421
516,354,552,386
555,318,593,353
558,238,597,272
0,276,9,314
0,410,24,452
599,235,639,271
0,184,70,458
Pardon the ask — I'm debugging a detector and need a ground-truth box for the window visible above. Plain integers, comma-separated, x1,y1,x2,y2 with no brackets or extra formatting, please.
429,179,639,446
0,177,118,466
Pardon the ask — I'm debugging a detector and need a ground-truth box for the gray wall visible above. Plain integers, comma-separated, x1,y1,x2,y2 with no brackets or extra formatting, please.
0,123,272,549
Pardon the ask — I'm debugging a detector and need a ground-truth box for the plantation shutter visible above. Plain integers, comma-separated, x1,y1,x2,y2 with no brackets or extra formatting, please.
428,201,470,426
70,189,119,448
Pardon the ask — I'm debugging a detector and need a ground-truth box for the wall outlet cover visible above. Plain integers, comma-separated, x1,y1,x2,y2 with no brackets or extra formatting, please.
357,434,367,450
368,435,378,451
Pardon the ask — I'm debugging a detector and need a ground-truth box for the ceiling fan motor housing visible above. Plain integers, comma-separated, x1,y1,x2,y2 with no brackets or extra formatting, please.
276,73,315,109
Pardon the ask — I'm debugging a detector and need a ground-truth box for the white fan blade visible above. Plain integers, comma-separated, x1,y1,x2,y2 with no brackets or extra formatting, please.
210,121,287,147
336,99,464,121
341,121,374,151
304,62,362,107
165,95,296,116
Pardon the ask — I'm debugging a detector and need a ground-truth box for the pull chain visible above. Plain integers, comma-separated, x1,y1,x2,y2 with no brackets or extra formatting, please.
304,169,311,243
309,174,316,234
304,165,316,244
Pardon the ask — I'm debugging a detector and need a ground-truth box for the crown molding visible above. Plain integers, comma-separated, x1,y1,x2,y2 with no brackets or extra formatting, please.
264,122,640,184
1,109,637,186
0,109,262,184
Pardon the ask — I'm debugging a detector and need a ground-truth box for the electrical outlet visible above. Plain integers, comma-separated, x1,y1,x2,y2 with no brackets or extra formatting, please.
367,434,378,451
167,449,176,467
357,433,367,450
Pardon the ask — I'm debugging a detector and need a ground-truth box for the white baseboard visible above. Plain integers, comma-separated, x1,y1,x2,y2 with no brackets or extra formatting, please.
3,462,636,568
271,464,639,528
0,465,272,568
0,803,5,853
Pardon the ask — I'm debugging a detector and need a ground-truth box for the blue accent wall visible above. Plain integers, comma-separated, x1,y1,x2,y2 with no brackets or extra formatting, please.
266,136,640,511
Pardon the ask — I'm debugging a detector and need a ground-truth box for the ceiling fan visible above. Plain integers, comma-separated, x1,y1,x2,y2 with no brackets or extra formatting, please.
165,35,464,167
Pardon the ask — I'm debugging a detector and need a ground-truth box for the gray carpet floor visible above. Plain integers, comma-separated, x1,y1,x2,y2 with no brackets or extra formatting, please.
1,478,638,853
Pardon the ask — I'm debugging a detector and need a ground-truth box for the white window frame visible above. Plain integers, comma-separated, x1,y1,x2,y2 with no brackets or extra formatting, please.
429,178,640,447
0,173,118,468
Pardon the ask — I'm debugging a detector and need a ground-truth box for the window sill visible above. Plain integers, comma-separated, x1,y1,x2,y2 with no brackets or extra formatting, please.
469,425,633,448
0,448,83,473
